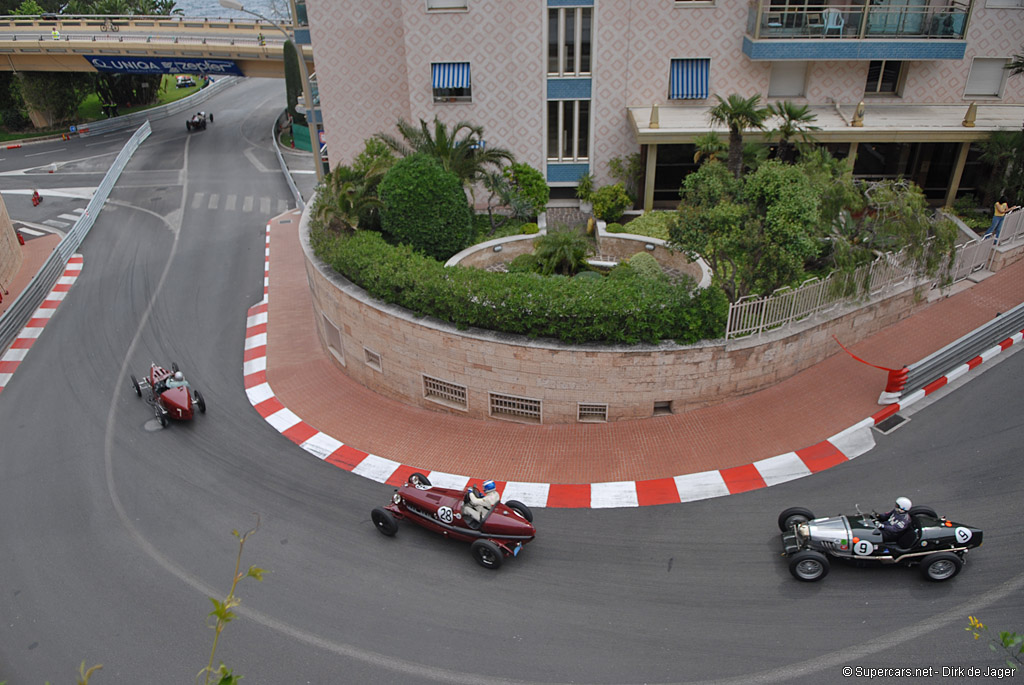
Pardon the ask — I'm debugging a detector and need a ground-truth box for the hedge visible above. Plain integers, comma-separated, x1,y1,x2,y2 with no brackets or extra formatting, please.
310,228,728,345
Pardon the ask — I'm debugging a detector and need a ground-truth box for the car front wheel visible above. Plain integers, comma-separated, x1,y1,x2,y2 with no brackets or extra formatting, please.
506,500,533,522
921,552,962,581
129,374,141,397
778,507,815,532
194,389,206,414
471,539,503,569
789,550,829,582
408,472,431,487
371,508,398,536
909,505,937,518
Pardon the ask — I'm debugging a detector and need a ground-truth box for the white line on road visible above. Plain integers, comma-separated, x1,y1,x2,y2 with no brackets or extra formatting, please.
26,148,65,157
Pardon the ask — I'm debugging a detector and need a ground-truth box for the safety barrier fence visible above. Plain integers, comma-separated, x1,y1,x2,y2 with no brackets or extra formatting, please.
901,300,1024,398
75,75,237,138
725,235,994,340
0,121,151,354
272,110,305,210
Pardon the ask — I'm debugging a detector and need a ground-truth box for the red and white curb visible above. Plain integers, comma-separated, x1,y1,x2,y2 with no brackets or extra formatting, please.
241,217,1012,508
0,254,83,395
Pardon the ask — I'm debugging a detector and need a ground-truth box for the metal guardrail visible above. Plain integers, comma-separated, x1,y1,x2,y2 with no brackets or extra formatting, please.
0,121,152,354
271,110,305,210
76,76,237,137
902,301,1024,397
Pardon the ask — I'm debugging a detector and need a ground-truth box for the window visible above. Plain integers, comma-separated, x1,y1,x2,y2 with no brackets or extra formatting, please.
768,61,807,98
865,60,904,95
965,58,1009,97
547,99,590,162
668,58,710,100
427,0,467,9
985,0,1024,7
432,62,471,102
548,6,592,76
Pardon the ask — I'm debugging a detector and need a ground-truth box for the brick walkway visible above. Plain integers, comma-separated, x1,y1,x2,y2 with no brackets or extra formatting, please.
264,215,1024,485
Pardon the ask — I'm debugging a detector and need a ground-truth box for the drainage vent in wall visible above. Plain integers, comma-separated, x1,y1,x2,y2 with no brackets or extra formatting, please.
490,393,541,423
423,375,468,409
578,403,608,422
653,400,673,416
364,348,382,372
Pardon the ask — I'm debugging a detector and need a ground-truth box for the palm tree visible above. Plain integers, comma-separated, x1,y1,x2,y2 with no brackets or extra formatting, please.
693,131,727,165
311,160,387,232
707,94,770,178
766,101,821,163
375,117,514,187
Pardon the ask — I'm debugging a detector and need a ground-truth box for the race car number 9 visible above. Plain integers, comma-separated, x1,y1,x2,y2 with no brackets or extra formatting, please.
853,540,873,556
437,506,454,524
954,527,972,543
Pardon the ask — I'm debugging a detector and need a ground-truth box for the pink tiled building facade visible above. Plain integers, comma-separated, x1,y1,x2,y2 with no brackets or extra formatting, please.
305,0,1024,207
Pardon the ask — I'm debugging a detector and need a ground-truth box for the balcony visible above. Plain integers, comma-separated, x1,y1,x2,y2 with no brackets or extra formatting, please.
743,1,971,61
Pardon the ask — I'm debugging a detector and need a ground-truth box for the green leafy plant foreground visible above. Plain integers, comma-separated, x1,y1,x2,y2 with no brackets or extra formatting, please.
311,228,727,345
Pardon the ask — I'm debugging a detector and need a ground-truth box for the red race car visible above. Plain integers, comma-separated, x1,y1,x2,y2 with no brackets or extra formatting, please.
372,473,536,569
129,362,206,427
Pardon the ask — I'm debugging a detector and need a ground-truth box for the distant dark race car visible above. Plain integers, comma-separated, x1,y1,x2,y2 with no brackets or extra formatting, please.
186,111,212,131
372,473,536,569
778,504,983,582
129,362,206,427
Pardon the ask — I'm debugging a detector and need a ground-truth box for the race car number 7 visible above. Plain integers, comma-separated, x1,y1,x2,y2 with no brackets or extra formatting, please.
437,506,454,524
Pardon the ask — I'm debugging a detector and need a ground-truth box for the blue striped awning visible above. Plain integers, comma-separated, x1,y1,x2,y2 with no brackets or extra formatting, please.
432,62,471,89
669,58,709,100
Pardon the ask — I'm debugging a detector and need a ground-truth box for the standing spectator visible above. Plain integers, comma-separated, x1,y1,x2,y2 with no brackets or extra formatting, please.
984,197,1019,243
51,28,60,40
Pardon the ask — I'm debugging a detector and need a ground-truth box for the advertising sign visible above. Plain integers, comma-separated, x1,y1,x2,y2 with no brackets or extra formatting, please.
85,56,244,75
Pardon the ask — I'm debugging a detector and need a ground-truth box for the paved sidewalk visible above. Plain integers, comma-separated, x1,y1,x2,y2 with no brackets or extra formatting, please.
245,214,1024,505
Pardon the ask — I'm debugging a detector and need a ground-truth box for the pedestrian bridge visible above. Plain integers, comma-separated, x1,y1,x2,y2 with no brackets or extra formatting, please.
0,15,311,78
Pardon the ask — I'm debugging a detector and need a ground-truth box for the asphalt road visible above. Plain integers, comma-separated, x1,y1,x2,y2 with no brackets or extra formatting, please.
0,79,1022,684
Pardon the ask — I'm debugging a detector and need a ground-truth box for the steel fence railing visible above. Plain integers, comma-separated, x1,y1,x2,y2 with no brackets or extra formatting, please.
724,237,990,340
0,121,152,354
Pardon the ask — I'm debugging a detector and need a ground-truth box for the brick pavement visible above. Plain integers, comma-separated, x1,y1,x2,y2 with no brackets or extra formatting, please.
259,213,1024,488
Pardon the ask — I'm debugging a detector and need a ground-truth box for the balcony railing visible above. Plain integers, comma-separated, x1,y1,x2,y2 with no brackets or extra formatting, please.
747,1,971,41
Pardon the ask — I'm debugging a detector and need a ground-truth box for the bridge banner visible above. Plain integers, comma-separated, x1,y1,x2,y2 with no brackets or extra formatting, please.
84,56,244,75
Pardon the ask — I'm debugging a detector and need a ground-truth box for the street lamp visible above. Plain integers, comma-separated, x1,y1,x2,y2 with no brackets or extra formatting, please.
219,0,324,182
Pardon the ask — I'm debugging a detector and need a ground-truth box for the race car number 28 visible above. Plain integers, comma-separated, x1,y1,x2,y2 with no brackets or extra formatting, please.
437,506,454,523
954,527,972,544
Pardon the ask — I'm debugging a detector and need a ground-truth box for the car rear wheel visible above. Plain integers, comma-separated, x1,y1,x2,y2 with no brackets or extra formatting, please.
909,505,937,518
789,550,829,581
408,472,431,487
506,500,533,523
371,508,398,536
194,389,206,414
471,539,503,570
186,122,191,131
921,552,962,581
155,407,168,428
129,374,141,397
778,507,815,532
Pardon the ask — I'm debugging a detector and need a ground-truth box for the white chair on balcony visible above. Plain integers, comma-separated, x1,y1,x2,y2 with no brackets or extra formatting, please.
823,9,845,36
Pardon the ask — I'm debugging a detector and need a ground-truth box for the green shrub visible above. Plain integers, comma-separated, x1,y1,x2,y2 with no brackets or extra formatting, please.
591,184,633,222
576,172,594,201
505,162,550,216
310,227,728,345
508,253,539,273
607,262,637,280
604,223,624,233
574,269,603,280
533,228,591,276
620,211,675,240
378,153,472,261
521,222,540,234
628,252,668,282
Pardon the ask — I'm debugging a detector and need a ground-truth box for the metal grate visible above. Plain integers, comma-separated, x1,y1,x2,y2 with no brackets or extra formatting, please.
578,403,608,422
653,400,673,416
490,393,542,423
320,314,344,365
364,348,382,372
423,375,468,409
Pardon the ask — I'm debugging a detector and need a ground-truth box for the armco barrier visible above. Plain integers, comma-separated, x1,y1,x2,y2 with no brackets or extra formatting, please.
75,76,237,137
895,300,1024,399
0,121,152,354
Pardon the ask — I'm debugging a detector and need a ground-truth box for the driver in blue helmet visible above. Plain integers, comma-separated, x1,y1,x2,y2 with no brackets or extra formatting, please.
463,479,501,527
876,497,912,541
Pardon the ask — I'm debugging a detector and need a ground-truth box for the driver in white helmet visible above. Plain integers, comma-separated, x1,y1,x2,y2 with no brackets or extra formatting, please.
166,370,190,389
876,497,912,541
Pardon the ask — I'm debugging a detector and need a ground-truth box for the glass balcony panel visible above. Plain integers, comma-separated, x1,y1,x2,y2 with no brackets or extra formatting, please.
746,1,971,40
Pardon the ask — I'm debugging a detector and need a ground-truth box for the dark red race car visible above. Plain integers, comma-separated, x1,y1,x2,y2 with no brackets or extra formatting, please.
129,362,206,427
372,473,536,569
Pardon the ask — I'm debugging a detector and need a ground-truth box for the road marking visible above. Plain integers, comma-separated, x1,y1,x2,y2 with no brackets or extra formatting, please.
58,213,80,221
225,194,236,211
17,227,44,236
242,196,253,212
26,148,65,157
191,192,204,209
42,219,69,229
277,199,288,213
259,197,270,214
208,193,219,209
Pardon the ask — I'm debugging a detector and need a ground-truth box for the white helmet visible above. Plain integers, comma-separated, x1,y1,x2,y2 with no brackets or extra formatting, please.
895,497,912,512
173,371,184,382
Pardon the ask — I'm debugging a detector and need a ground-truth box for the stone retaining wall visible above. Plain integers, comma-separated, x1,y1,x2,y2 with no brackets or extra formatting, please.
0,197,22,294
302,210,931,424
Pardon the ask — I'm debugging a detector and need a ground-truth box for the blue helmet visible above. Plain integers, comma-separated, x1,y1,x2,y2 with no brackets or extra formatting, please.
482,479,496,493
